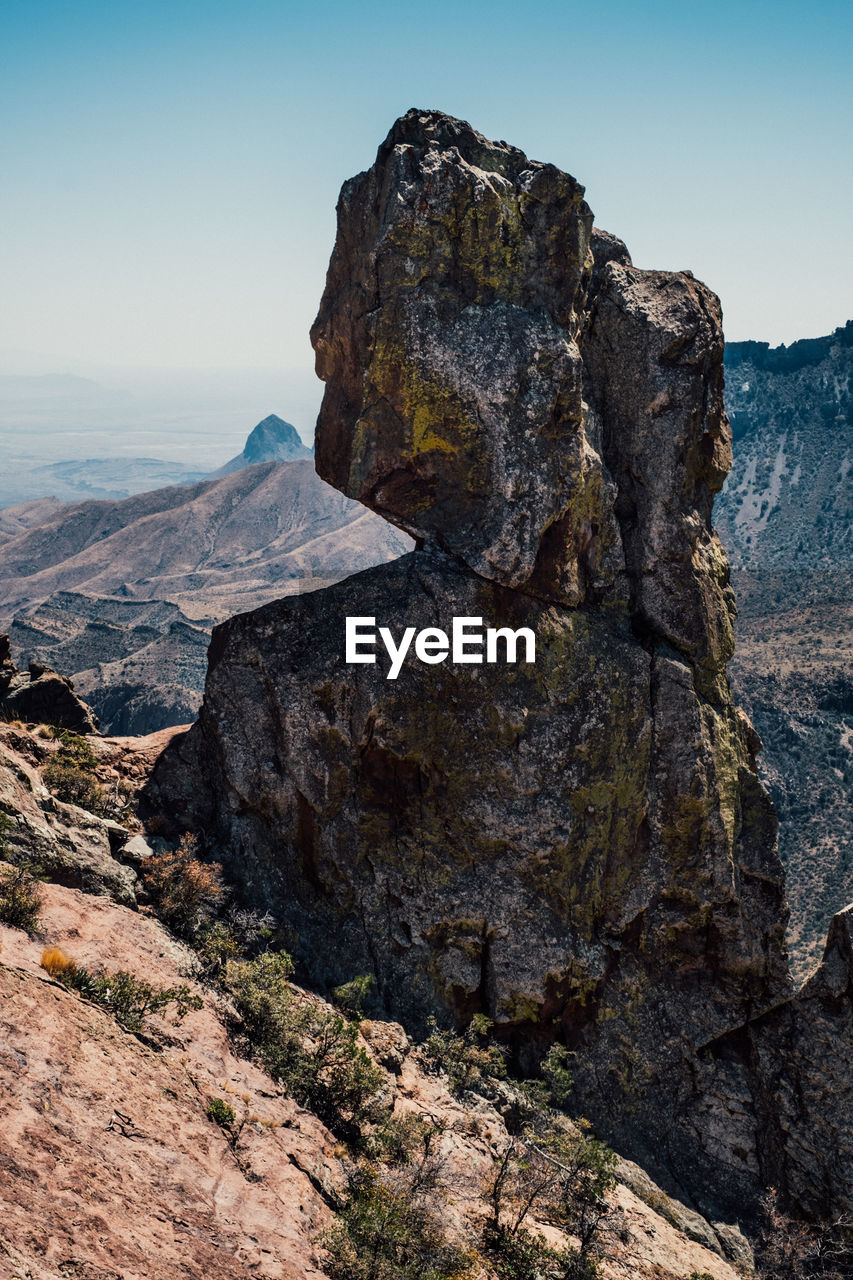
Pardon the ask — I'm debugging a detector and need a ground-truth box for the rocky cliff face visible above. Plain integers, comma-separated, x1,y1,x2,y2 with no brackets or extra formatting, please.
711,325,853,978
147,110,853,1220
716,322,853,572
0,632,99,734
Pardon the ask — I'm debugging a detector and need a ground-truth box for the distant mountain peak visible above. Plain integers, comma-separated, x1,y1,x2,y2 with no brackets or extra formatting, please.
242,415,310,464
207,414,313,479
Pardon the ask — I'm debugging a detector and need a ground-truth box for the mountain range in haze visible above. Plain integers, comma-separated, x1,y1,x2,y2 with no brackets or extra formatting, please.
0,415,411,734
0,409,312,506
0,366,321,505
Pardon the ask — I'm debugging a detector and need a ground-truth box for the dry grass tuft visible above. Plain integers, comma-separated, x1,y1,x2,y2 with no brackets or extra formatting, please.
41,946,77,977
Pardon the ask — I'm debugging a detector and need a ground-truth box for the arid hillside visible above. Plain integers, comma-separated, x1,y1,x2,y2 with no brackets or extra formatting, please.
0,717,755,1280
0,459,411,733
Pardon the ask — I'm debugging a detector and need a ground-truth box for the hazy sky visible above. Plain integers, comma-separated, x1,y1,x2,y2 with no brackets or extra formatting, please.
2,0,851,374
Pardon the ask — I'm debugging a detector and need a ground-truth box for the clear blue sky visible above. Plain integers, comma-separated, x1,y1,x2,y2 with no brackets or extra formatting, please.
2,0,851,372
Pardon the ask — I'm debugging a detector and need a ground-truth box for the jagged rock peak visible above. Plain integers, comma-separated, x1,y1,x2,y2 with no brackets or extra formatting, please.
0,633,99,734
311,109,734,680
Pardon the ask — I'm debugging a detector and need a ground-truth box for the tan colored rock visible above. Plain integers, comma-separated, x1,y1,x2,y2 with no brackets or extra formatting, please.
0,848,747,1280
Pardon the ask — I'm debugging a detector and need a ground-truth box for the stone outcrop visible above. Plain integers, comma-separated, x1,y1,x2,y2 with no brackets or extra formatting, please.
146,110,852,1219
0,721,187,909
0,633,99,733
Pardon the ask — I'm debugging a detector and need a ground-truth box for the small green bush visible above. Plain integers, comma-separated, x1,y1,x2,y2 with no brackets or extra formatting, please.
89,969,203,1031
52,959,202,1032
483,1223,598,1280
43,733,106,814
195,920,243,974
483,1112,616,1280
422,1013,507,1094
332,973,374,1019
324,1118,474,1280
0,858,43,934
541,1044,575,1109
226,951,384,1141
195,908,280,975
207,1096,236,1127
365,1112,445,1166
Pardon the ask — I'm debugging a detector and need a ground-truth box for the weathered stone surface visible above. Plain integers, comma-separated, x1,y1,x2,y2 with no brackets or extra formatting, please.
0,632,99,733
584,265,735,684
312,109,625,607
752,904,853,1217
147,110,851,1221
148,543,790,1212
0,725,137,907
154,549,784,1025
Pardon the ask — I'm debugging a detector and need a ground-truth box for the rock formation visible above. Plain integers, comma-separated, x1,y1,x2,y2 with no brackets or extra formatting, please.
146,110,853,1220
0,632,99,733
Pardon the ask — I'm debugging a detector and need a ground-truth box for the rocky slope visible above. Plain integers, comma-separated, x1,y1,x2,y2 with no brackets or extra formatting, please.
0,460,411,733
0,459,408,612
716,322,852,571
726,568,853,980
145,109,853,1221
712,326,853,978
0,720,752,1280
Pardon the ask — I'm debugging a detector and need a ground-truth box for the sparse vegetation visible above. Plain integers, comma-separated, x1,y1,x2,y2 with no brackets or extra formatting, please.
482,1118,616,1280
43,732,106,814
226,950,384,1142
422,1013,507,1094
195,906,278,976
40,945,76,977
206,1096,236,1128
40,946,203,1032
0,817,43,933
333,973,375,1019
754,1190,853,1279
324,1115,475,1280
142,833,226,938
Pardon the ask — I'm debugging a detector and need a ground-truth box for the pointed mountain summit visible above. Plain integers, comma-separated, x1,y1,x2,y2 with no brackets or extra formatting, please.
208,414,312,478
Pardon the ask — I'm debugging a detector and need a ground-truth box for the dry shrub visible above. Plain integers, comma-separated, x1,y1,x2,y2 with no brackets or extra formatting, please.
41,946,77,977
143,833,225,938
